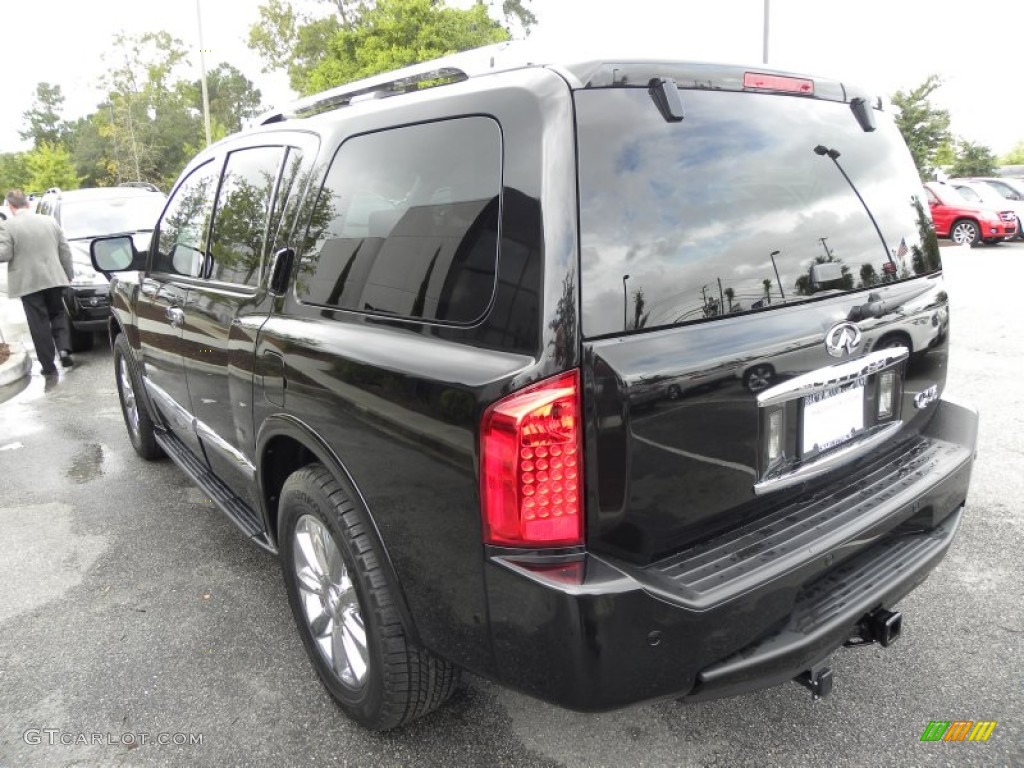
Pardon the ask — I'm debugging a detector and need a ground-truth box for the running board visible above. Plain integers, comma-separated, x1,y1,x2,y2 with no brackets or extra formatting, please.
155,429,273,551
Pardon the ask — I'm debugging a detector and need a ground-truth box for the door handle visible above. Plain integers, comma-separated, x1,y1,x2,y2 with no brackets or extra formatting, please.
166,307,185,327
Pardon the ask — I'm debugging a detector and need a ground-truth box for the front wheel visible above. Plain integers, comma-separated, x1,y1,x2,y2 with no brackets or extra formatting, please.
113,334,163,460
279,464,458,730
949,219,980,247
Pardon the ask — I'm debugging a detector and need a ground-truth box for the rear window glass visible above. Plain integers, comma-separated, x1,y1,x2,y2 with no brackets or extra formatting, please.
575,88,940,337
296,117,501,324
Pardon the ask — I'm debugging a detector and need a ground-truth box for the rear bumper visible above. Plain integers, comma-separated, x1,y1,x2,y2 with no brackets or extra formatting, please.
483,398,977,710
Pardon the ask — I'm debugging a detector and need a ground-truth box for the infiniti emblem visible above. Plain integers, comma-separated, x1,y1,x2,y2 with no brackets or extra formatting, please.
824,322,862,358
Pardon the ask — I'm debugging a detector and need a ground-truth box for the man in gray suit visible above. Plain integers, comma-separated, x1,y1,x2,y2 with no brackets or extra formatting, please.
0,189,75,375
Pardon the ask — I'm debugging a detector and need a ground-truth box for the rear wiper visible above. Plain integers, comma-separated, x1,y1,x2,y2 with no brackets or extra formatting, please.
648,78,684,122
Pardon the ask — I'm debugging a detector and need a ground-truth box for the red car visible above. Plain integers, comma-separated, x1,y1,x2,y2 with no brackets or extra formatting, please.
924,181,1016,245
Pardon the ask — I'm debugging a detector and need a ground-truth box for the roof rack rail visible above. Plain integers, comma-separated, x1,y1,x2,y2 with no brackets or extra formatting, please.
258,41,531,125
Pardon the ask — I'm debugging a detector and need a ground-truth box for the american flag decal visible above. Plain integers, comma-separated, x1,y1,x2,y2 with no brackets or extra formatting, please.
895,237,908,260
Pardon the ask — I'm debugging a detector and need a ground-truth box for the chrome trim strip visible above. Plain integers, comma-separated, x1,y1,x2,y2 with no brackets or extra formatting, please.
195,418,257,481
753,421,903,495
756,346,909,408
143,377,195,434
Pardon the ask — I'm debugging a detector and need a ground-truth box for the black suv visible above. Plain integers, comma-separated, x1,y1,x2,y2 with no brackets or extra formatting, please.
93,46,978,730
36,186,166,350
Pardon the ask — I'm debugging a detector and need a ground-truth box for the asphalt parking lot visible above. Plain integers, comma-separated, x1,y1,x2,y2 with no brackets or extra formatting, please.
0,244,1021,767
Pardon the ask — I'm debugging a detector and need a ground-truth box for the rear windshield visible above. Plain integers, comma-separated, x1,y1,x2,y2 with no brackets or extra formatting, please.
575,88,940,337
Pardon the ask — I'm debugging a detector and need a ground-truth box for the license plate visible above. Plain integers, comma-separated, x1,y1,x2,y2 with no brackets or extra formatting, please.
802,381,865,454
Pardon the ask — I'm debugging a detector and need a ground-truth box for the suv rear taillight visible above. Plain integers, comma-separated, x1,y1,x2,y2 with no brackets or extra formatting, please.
480,370,583,547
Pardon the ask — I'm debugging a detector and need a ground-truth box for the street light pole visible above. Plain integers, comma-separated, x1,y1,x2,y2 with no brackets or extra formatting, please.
814,145,894,266
769,249,785,301
762,0,771,64
197,0,212,147
622,274,631,331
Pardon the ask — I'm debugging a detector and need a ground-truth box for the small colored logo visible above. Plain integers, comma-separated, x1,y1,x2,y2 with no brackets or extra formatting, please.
920,721,997,742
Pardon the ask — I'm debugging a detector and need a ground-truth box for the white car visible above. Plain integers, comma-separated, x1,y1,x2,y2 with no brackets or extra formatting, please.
949,178,1024,241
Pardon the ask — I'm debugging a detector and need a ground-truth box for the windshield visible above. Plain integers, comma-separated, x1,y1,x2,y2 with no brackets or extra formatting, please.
575,88,940,337
975,181,1015,201
953,184,984,203
60,195,166,240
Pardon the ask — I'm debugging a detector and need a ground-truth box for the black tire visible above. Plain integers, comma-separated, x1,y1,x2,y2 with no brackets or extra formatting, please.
113,334,164,460
279,464,458,730
949,218,980,247
1016,217,1023,241
743,363,775,393
67,316,95,352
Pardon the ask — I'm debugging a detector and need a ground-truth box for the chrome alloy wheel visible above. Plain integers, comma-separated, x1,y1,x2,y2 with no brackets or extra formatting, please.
292,515,368,688
118,356,140,436
951,221,978,245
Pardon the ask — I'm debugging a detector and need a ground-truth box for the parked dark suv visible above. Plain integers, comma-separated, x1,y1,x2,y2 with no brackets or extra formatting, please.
92,45,979,730
37,186,166,350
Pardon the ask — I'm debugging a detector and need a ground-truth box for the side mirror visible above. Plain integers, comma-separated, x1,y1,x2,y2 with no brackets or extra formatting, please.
91,235,137,272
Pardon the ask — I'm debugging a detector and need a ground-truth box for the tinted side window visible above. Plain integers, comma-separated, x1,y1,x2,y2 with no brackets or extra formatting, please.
297,117,501,324
207,146,284,287
154,162,219,277
267,147,305,254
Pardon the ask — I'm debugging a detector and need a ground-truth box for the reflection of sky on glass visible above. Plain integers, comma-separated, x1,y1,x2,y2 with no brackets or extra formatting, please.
577,89,929,337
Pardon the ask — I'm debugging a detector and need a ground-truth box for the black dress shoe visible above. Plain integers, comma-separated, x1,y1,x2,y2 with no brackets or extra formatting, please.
59,350,74,367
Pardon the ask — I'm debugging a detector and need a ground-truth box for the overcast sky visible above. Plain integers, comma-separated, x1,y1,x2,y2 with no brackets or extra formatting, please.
2,0,1022,156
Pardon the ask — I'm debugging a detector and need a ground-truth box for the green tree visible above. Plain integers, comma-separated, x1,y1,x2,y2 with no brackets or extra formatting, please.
66,112,118,187
1001,140,1024,165
189,63,263,133
249,0,351,94
250,0,533,96
891,75,951,180
100,31,212,190
0,153,29,193
307,0,509,94
934,139,956,169
950,139,998,177
24,142,81,191
20,82,69,147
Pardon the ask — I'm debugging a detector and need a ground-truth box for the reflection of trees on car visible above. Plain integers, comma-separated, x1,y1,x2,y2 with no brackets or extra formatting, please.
910,196,941,276
860,263,879,288
157,170,218,275
210,169,278,284
293,167,340,297
632,287,650,329
549,269,577,368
